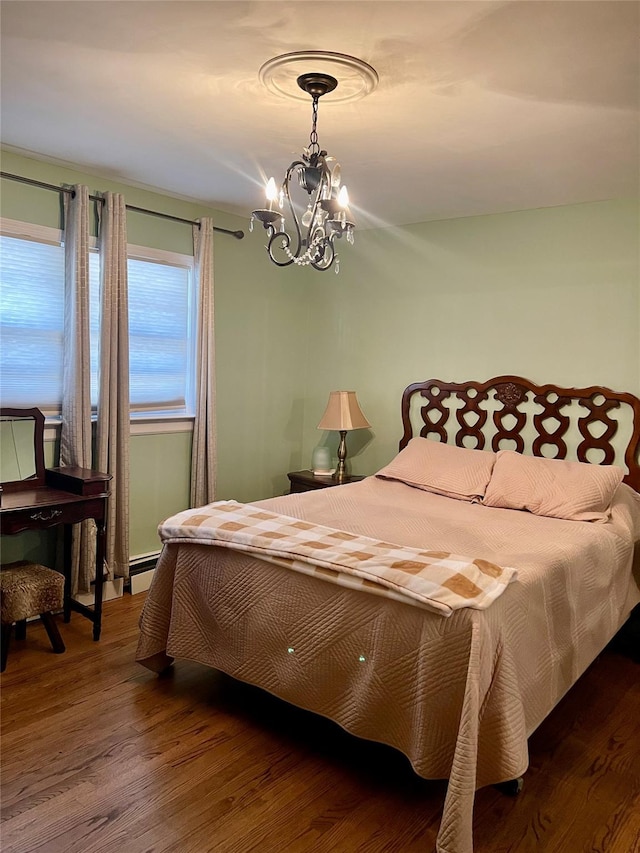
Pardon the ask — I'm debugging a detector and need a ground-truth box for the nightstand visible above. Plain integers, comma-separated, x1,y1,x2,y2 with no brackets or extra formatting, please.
287,470,365,494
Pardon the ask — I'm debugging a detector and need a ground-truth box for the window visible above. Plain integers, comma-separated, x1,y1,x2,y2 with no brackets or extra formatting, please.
124,248,195,414
0,219,196,417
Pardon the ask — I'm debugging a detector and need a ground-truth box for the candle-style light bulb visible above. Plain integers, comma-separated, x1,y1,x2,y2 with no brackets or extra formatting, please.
265,177,277,210
338,185,350,207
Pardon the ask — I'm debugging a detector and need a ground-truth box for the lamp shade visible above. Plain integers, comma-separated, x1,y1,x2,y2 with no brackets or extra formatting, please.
317,391,371,431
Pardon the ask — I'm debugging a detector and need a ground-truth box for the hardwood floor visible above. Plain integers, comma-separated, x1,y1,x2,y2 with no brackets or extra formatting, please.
1,593,639,853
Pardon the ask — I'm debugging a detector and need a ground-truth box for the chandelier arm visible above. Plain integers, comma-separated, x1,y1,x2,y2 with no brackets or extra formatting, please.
285,159,307,172
266,230,295,267
310,238,336,271
311,258,334,272
305,175,328,246
282,165,304,257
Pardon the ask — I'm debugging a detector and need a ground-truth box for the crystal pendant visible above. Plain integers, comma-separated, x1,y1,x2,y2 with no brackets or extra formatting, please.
301,204,314,227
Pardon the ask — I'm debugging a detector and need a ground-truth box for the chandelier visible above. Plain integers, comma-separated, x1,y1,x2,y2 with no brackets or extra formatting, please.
250,72,355,274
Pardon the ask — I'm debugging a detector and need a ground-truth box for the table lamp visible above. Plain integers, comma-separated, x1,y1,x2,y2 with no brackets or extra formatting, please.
317,391,371,482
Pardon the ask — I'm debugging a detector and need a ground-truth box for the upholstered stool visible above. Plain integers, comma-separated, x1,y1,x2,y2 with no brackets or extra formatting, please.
0,561,66,672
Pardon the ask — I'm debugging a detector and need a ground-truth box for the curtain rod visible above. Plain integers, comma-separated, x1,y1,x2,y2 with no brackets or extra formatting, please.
0,171,245,239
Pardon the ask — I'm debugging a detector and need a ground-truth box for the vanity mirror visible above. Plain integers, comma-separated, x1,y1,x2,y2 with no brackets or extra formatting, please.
0,407,46,492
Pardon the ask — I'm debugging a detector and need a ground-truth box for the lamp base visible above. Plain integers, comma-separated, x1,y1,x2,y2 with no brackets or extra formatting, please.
334,430,348,482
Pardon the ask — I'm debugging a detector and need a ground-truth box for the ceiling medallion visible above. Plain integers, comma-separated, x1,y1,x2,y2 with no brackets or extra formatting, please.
250,52,377,273
259,51,378,104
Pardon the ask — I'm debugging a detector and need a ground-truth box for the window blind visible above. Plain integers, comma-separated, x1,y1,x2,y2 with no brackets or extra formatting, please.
126,258,192,412
0,235,65,409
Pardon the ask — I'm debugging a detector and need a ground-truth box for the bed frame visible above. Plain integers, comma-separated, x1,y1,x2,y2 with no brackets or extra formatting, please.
400,375,640,492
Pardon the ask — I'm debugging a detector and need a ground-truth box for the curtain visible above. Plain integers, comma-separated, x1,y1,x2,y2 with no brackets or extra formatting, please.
96,192,130,582
60,185,94,594
190,218,217,508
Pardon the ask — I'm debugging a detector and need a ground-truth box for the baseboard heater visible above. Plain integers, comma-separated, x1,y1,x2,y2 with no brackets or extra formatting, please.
128,550,162,594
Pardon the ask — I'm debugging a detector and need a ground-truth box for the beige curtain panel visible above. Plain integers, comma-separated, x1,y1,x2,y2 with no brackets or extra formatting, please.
190,218,217,508
60,185,95,594
96,192,130,582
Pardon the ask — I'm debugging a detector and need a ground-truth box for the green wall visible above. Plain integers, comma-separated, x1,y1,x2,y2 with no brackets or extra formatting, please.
300,199,640,476
2,148,638,560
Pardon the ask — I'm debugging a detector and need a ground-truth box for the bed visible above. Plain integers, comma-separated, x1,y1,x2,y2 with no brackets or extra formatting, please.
136,375,640,853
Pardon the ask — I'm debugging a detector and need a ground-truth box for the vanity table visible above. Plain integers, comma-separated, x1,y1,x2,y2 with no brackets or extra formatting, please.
0,408,111,641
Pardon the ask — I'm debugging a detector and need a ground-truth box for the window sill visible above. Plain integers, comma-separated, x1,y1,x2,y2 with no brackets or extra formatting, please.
44,414,195,440
130,415,195,436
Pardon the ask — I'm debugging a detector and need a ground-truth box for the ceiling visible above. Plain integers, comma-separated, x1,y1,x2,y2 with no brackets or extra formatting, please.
1,1,638,229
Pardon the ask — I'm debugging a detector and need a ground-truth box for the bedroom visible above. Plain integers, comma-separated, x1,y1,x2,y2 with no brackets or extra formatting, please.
1,1,639,852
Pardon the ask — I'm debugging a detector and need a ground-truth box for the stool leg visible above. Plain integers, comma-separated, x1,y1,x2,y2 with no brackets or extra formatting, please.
1,623,12,672
15,619,27,641
40,613,66,655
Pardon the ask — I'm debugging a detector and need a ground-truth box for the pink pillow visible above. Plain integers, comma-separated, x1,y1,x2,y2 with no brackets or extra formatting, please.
375,437,496,501
482,450,624,521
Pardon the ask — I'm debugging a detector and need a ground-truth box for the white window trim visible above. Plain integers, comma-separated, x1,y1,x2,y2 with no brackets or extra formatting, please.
127,242,193,268
1,217,62,244
0,223,194,267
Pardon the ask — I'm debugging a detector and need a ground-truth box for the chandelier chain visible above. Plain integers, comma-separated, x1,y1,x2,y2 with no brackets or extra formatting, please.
309,96,320,156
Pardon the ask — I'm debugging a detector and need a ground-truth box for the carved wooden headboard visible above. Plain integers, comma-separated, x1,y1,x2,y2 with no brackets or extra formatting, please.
399,375,640,492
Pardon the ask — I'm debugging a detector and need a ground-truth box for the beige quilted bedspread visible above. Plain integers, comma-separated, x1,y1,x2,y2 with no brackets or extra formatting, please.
136,477,640,853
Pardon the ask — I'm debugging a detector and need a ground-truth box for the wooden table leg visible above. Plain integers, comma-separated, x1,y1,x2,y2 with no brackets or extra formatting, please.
63,524,72,623
93,517,106,641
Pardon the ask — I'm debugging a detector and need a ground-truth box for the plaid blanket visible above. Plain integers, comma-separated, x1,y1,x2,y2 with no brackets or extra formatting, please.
159,501,517,616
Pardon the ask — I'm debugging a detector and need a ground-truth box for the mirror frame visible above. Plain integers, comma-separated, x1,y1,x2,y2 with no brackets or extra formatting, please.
0,407,46,492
